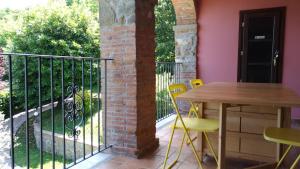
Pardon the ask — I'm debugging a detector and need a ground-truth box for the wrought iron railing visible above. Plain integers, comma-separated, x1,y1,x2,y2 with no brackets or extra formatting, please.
155,62,182,122
0,53,112,169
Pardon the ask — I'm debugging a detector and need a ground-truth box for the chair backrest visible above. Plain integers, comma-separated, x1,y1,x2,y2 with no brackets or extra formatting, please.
190,79,204,88
168,83,188,116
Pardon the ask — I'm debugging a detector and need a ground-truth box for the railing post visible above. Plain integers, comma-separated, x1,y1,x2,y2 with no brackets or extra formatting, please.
61,58,66,169
104,60,107,148
97,60,101,152
72,58,77,163
81,59,86,159
38,56,43,169
50,57,55,169
8,54,14,169
89,59,93,155
24,56,29,169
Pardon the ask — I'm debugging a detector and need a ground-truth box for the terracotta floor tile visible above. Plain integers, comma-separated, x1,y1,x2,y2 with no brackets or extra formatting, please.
92,120,300,169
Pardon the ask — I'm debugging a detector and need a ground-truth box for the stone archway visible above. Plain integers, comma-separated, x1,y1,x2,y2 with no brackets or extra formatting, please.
171,0,197,84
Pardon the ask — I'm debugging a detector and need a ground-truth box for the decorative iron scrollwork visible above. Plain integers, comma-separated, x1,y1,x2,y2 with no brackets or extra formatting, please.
64,84,83,138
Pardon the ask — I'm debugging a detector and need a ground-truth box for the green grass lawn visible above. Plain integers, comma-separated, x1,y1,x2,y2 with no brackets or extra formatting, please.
14,97,102,169
14,118,71,169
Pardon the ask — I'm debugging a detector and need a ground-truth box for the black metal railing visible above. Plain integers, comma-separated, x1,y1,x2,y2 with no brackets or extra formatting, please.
155,62,181,122
1,53,112,169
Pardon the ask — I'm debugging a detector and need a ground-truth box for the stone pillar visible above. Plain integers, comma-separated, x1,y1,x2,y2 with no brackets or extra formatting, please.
171,0,197,85
174,24,197,85
100,0,158,157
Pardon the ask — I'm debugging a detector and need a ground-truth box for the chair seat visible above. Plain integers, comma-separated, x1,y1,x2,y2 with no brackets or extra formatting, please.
171,118,219,132
264,127,300,147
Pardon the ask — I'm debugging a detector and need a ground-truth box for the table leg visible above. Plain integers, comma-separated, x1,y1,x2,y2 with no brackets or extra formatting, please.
276,108,283,162
218,103,227,169
276,107,291,163
197,103,204,161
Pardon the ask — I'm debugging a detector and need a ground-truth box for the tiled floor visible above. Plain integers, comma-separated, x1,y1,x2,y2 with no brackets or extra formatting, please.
94,120,300,169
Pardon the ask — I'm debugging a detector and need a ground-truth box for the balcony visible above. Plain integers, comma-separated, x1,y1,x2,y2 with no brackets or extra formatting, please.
2,53,300,169
0,53,184,168
1,0,300,169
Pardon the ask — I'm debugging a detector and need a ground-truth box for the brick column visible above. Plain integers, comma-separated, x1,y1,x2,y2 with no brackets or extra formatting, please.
100,0,158,157
171,0,197,85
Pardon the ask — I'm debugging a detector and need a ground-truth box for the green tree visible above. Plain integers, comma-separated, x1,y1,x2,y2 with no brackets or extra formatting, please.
0,9,21,48
65,0,99,15
155,0,176,62
4,4,100,113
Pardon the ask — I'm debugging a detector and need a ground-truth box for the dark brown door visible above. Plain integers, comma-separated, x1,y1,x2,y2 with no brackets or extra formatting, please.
238,7,285,83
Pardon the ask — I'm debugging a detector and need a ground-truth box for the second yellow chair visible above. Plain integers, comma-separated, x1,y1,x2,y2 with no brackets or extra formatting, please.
187,79,205,118
186,79,205,145
264,127,300,169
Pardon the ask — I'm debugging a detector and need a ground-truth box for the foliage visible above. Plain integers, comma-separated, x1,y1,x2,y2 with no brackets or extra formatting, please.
8,5,99,57
65,0,99,15
155,0,176,62
0,9,21,47
1,4,100,112
0,90,10,118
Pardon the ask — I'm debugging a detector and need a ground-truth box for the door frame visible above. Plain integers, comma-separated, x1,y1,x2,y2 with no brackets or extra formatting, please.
237,7,286,83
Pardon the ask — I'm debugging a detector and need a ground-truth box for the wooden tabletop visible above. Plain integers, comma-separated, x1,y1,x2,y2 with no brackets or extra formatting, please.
177,82,300,107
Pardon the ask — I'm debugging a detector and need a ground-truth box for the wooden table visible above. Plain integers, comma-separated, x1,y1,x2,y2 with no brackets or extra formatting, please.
177,82,300,169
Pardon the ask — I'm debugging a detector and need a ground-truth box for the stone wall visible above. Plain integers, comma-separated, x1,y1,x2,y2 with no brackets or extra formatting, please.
33,122,97,160
174,24,197,85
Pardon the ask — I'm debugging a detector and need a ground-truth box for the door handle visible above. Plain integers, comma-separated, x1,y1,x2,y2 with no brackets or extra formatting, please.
273,50,279,67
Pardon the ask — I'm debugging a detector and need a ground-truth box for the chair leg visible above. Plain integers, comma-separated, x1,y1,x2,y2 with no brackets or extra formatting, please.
163,117,178,169
204,132,218,165
167,132,187,168
291,154,300,169
186,106,198,145
276,145,292,169
183,127,204,169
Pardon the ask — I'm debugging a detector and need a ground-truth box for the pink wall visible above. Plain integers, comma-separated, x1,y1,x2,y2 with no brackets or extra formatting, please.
196,0,300,118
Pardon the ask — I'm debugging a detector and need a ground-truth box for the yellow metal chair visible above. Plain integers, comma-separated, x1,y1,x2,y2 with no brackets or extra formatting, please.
187,79,205,117
190,79,204,89
264,127,300,169
162,83,219,169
